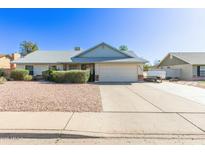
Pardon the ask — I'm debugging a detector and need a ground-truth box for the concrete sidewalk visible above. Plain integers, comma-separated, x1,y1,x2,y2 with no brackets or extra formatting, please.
0,112,205,139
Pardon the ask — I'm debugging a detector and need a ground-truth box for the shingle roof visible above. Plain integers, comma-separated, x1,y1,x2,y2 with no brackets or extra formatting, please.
74,49,147,63
0,54,11,59
0,54,5,58
12,51,81,64
125,50,138,57
170,52,205,65
12,43,148,64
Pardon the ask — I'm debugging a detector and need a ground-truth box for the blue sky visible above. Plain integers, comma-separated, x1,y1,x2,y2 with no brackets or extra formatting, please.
0,9,205,63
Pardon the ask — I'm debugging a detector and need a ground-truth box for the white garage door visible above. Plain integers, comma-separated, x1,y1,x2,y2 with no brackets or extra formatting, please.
34,65,49,75
98,63,138,82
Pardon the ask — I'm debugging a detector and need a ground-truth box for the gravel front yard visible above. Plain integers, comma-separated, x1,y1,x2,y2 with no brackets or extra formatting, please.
0,81,102,112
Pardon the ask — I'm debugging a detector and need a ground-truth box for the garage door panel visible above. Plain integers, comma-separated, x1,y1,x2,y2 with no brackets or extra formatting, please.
98,63,138,82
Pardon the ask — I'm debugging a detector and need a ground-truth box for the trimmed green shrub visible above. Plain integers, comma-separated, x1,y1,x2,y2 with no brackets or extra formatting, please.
52,70,90,83
52,71,65,83
0,76,7,84
42,69,54,81
0,69,6,77
10,69,29,81
24,75,33,81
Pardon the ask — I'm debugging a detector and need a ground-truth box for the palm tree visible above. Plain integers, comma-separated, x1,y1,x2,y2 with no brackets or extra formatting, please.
119,45,128,51
20,41,39,56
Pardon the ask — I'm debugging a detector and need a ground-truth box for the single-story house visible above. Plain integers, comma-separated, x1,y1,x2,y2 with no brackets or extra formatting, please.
0,53,20,70
158,52,205,80
12,42,148,82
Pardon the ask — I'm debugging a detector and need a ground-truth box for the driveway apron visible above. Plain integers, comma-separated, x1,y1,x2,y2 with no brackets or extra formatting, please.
99,84,160,112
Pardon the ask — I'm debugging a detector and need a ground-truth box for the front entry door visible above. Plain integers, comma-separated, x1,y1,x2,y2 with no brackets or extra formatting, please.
81,64,95,82
25,65,34,75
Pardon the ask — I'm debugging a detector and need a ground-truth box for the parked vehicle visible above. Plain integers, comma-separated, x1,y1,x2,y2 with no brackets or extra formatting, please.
143,70,165,83
144,76,162,83
147,70,166,79
144,68,181,80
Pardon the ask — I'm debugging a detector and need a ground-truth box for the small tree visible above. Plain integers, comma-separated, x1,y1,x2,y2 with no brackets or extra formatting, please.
20,41,39,56
143,64,152,71
153,59,160,66
119,45,128,51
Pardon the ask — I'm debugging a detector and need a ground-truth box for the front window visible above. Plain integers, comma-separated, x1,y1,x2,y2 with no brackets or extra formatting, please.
197,66,205,77
25,65,34,75
69,64,80,70
49,65,57,70
200,66,205,77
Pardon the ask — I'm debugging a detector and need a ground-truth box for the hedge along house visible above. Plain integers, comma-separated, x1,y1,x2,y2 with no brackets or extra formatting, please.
12,42,147,82
158,52,205,80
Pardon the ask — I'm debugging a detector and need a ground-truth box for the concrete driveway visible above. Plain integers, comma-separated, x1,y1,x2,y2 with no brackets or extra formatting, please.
100,82,205,112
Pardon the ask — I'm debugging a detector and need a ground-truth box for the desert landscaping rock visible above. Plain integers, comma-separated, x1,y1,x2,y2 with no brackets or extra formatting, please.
0,81,102,112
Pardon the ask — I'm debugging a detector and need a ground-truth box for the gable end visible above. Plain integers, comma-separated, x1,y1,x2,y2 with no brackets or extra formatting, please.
159,54,189,67
74,43,133,58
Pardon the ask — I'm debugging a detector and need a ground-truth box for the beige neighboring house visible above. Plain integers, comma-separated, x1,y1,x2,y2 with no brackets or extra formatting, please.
158,52,205,80
12,42,148,82
0,53,20,70
0,54,11,69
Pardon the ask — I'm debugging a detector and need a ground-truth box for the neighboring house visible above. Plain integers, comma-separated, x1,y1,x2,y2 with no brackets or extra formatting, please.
10,53,21,69
12,42,148,82
158,52,205,80
0,53,20,70
0,54,11,69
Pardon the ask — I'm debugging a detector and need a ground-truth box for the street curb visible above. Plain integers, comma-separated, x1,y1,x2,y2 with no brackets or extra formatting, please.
0,130,205,139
